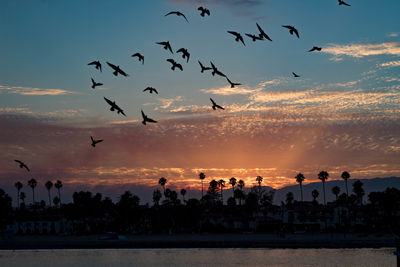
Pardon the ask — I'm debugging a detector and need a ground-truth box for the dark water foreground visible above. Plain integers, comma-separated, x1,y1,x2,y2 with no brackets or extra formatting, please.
0,233,396,250
0,248,396,267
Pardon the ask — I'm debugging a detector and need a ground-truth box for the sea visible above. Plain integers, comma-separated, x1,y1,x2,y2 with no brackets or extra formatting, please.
0,248,396,266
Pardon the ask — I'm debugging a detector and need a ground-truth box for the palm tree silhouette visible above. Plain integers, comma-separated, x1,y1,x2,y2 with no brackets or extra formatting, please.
295,173,305,202
353,180,365,205
53,196,60,207
318,171,329,205
14,181,23,208
158,177,167,194
312,189,319,203
218,179,225,203
199,172,206,199
45,180,53,206
54,180,63,205
341,171,350,198
27,178,37,204
332,186,341,201
180,188,187,202
238,179,245,206
229,177,237,198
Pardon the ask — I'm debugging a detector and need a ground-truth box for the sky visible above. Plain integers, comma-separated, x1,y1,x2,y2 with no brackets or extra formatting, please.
0,0,399,204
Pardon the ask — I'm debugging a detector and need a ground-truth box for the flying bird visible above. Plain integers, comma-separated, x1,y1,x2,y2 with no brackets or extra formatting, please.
166,59,183,71
106,62,129,77
156,41,173,54
165,11,188,22
292,72,300,78
88,61,102,72
141,110,157,125
227,31,245,46
14,160,30,172
245,33,263,42
198,61,212,73
131,53,144,64
338,0,351,6
143,87,158,94
91,78,103,89
226,77,241,88
197,6,210,17
308,46,322,52
210,62,226,77
282,25,300,38
256,23,273,41
210,98,225,110
90,136,103,147
104,97,126,116
176,48,190,63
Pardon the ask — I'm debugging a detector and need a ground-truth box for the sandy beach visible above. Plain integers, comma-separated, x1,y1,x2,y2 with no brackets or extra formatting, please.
0,233,396,250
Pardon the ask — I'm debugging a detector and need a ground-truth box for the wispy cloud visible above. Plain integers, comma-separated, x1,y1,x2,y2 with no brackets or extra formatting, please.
0,85,77,96
380,60,400,68
158,96,183,109
388,33,399,38
323,42,400,60
0,107,32,114
201,85,257,95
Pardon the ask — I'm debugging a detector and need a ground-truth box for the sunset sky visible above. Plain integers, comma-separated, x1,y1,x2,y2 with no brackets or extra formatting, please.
1,0,399,203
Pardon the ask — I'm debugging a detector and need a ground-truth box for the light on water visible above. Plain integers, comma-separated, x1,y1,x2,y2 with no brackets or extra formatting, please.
0,248,395,267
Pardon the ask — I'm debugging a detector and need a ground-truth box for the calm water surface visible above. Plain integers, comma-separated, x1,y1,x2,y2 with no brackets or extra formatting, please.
0,248,395,267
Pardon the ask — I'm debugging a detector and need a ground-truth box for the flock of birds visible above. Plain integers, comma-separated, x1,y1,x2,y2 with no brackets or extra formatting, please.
14,0,352,174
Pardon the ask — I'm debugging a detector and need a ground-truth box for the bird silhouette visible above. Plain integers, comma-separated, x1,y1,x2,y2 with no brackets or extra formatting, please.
165,11,188,22
282,25,300,38
292,72,300,78
104,97,126,116
141,110,157,125
338,0,351,6
14,160,30,172
106,62,129,77
227,31,245,46
88,61,102,72
226,77,241,88
143,87,158,94
210,98,225,110
198,61,212,73
256,23,273,41
156,41,173,54
245,33,263,42
166,59,183,71
210,62,226,77
176,48,190,63
91,78,103,89
131,53,144,64
198,6,210,17
90,136,103,147
308,46,322,52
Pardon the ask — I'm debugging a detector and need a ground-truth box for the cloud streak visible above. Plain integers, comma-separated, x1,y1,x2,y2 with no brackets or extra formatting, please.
0,85,77,96
323,42,400,60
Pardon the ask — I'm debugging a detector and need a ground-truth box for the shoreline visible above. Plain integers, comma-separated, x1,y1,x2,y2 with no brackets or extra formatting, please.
0,233,396,250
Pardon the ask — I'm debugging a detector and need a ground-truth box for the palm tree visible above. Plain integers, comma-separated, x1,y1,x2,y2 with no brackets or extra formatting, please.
14,181,23,208
180,188,187,202
45,180,53,206
27,178,37,204
54,180,63,205
237,180,245,206
353,180,365,205
332,186,341,201
199,172,206,199
158,177,167,194
312,189,319,203
341,171,350,198
286,192,294,205
318,171,329,205
295,173,305,202
218,179,225,203
229,177,237,197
